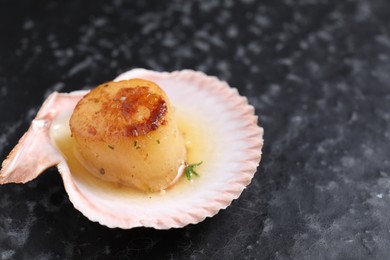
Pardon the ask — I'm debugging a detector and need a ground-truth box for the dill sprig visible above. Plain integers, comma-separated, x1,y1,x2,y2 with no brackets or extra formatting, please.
185,161,203,180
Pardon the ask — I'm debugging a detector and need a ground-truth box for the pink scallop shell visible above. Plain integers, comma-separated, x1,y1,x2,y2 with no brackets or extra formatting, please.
0,69,264,229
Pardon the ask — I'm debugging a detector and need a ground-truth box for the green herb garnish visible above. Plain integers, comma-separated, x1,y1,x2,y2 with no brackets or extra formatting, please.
134,141,137,147
185,161,203,180
108,145,114,150
157,140,160,144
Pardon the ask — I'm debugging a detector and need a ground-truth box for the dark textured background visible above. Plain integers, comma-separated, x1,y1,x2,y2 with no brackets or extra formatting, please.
1,0,390,259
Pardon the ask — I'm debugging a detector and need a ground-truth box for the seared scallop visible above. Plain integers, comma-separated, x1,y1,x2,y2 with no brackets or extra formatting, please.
69,79,186,192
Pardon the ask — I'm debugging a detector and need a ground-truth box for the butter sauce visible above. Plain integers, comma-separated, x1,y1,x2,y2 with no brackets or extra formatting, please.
50,109,214,200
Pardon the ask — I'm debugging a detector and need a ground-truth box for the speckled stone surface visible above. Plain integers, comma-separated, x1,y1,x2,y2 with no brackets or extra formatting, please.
1,0,390,259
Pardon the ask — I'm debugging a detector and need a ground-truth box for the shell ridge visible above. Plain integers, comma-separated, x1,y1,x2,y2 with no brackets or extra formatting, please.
0,92,65,184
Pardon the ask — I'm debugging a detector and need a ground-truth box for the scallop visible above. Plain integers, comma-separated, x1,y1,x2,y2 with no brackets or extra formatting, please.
0,69,264,229
69,79,186,193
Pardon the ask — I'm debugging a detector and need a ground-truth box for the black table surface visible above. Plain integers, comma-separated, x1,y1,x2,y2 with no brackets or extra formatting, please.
1,0,390,259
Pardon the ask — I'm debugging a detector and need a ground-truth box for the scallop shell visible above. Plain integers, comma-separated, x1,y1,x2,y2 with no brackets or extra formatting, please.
0,69,263,229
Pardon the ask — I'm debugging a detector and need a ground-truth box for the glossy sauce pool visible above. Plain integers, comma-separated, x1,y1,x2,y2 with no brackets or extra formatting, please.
50,108,216,201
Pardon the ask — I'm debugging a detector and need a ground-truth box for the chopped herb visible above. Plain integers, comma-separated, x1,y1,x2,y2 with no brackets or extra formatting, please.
157,140,160,144
136,146,141,150
99,168,105,175
185,161,203,180
134,141,137,147
108,145,114,150
104,84,109,87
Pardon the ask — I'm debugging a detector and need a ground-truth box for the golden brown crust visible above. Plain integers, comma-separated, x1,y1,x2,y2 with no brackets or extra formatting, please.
105,87,167,137
70,79,169,141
